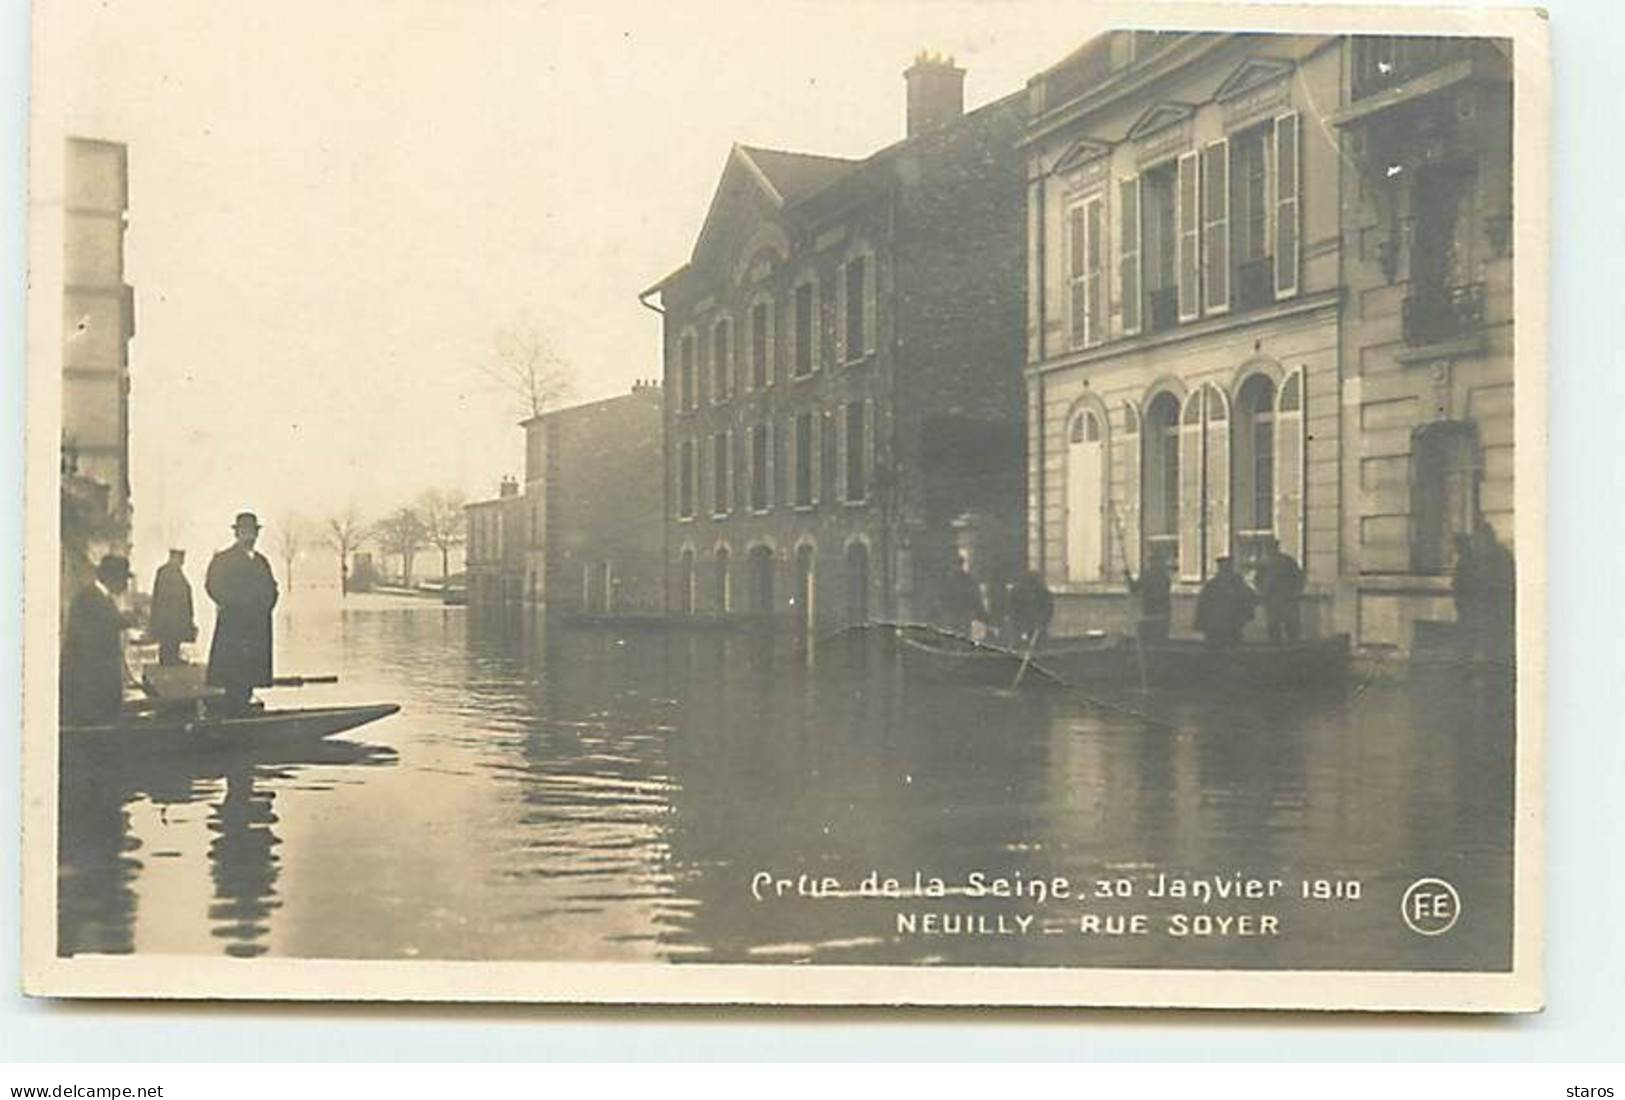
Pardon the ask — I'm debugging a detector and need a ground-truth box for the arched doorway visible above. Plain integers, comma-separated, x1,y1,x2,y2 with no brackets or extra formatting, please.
1066,407,1105,582
1143,391,1182,573
844,541,870,625
794,543,816,632
1235,373,1276,566
748,545,775,615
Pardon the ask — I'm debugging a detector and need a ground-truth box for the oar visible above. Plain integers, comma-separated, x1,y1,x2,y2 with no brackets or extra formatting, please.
1009,625,1043,691
269,674,339,687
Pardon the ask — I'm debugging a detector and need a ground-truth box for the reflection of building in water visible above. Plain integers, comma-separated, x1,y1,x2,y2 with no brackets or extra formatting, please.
644,53,1028,629
1022,34,1513,655
62,137,136,603
518,382,665,613
57,770,140,956
206,770,282,958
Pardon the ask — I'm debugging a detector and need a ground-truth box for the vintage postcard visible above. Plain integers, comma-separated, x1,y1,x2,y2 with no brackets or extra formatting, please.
22,1,1547,1010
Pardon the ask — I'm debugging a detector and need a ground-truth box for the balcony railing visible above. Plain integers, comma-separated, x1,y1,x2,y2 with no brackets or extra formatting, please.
1402,283,1485,346
1352,36,1472,101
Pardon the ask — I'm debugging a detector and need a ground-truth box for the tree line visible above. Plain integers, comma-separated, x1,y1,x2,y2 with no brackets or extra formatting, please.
271,489,468,594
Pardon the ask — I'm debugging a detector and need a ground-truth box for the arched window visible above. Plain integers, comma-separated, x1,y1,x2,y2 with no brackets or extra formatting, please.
1065,408,1106,581
749,545,776,615
711,316,733,402
845,541,870,625
714,546,731,614
1235,374,1276,561
1143,392,1181,571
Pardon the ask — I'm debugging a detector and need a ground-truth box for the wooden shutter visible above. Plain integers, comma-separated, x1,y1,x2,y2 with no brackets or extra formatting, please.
765,298,776,386
786,416,798,508
864,398,875,503
835,404,848,502
1068,203,1088,348
863,256,877,356
1274,112,1300,299
810,412,823,505
1084,195,1105,346
1119,176,1142,336
1275,367,1305,561
764,422,775,510
835,262,848,365
1177,150,1201,323
732,428,743,512
1178,393,1204,581
1204,386,1231,564
1202,140,1230,315
1119,405,1141,575
810,282,822,373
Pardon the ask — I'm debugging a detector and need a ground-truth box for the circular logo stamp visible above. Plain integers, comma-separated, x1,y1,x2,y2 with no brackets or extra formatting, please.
1401,878,1462,936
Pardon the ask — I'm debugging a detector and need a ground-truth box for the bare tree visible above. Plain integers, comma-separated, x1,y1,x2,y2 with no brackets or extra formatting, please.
374,507,428,588
480,323,576,419
326,505,368,597
417,489,468,580
271,513,306,590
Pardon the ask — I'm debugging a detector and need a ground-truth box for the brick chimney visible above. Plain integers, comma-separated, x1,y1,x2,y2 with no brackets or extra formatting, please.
904,52,965,138
499,476,519,498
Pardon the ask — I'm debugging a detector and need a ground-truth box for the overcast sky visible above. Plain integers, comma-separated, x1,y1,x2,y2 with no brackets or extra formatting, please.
57,0,1109,577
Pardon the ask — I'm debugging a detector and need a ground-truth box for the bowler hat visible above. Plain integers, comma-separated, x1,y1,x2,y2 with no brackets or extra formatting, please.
95,553,133,583
233,511,261,531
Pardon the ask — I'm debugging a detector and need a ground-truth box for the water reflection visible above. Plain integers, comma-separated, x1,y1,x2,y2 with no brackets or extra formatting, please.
58,593,1515,971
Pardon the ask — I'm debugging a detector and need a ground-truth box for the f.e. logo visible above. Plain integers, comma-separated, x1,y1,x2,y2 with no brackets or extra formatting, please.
1401,878,1461,936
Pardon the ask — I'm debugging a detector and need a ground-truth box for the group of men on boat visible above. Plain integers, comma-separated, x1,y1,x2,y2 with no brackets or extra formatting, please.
61,510,280,725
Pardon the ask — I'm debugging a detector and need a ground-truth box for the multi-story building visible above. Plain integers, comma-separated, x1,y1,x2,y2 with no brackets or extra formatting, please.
642,54,1027,629
62,137,136,598
519,382,664,613
464,476,526,607
1022,32,1512,653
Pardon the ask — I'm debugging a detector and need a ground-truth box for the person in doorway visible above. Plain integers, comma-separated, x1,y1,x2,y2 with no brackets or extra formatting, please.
1194,556,1257,649
938,556,986,637
61,553,137,724
1254,538,1305,644
1008,570,1055,649
206,512,279,712
149,548,197,666
1124,548,1172,644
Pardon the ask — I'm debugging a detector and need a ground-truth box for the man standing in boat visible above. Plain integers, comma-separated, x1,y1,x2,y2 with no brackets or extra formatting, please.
206,511,279,712
61,553,138,724
1194,556,1257,649
938,555,986,638
149,548,197,666
1254,538,1305,644
1124,547,1172,644
1008,569,1055,648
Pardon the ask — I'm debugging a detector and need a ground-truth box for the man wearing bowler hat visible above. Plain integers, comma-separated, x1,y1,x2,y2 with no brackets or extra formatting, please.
61,552,138,724
206,511,279,711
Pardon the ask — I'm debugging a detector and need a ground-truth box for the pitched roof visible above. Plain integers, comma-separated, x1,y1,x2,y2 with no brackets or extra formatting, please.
735,145,860,205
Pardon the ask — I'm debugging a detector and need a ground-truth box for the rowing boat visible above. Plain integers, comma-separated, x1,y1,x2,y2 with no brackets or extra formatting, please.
886,624,1065,689
62,702,401,759
1037,633,1351,689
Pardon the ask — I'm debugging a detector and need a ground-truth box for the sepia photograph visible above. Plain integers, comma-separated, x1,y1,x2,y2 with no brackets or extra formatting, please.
22,1,1546,1009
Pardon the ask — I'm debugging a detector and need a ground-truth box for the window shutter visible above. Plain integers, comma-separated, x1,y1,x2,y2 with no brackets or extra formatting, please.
1084,195,1105,346
1275,367,1305,560
1204,386,1231,564
864,398,876,503
1068,204,1088,347
810,412,823,505
766,299,777,387
731,428,742,513
863,256,877,356
1274,112,1300,299
1177,149,1201,323
835,263,848,365
1119,406,1141,575
786,416,798,509
835,404,848,502
1119,176,1141,337
697,436,707,518
765,422,775,510
810,282,822,373
1179,393,1204,581
1202,140,1230,314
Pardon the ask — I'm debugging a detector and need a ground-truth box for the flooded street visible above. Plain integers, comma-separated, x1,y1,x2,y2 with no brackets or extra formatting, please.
59,590,1515,971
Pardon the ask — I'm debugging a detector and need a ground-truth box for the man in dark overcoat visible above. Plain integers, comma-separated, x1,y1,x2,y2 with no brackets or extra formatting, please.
1194,556,1258,649
1125,548,1173,644
149,548,197,665
61,553,135,724
1254,538,1305,644
206,512,279,709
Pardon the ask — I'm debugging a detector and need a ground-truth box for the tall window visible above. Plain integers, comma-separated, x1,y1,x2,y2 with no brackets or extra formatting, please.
750,423,769,511
1141,164,1179,332
711,317,731,402
843,257,867,360
794,411,814,506
1231,127,1273,310
714,546,731,613
679,333,696,411
1235,375,1276,558
712,431,729,516
750,300,770,389
843,401,868,502
1066,408,1105,581
793,282,815,377
1068,196,1105,347
1412,420,1480,574
679,548,695,614
1143,391,1181,569
678,440,695,518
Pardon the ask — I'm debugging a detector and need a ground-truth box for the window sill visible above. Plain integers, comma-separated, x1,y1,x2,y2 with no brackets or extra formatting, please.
842,352,875,368
791,369,819,383
793,504,816,513
842,498,871,508
677,516,695,524
1393,333,1486,364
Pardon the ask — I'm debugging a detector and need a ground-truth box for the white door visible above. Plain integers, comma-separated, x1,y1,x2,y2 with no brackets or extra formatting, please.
1066,411,1104,582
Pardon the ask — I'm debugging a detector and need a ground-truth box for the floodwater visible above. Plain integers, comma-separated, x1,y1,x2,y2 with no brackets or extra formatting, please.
58,589,1516,970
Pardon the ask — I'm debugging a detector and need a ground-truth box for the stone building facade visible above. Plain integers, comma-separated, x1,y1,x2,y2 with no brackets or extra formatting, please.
464,477,526,607
1022,32,1512,653
643,55,1027,630
519,382,664,614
